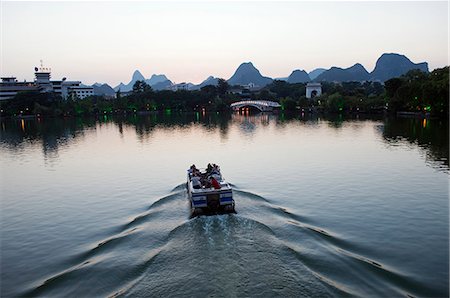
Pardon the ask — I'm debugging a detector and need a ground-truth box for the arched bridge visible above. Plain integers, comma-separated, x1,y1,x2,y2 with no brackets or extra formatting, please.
230,100,281,112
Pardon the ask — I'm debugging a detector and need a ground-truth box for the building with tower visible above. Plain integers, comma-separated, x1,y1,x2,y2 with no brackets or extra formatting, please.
0,61,93,100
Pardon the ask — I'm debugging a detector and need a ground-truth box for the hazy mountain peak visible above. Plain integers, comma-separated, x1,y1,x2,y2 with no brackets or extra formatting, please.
352,63,365,68
287,69,310,83
370,53,428,82
113,82,126,91
236,62,257,72
93,83,115,96
316,63,369,82
308,68,327,80
150,74,168,80
132,70,145,81
190,76,219,90
228,62,272,87
146,74,170,86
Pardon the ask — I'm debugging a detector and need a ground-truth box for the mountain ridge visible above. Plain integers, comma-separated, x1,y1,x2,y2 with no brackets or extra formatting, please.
370,53,428,82
315,63,370,82
92,83,115,97
114,71,172,91
287,69,310,83
111,53,431,91
227,62,273,87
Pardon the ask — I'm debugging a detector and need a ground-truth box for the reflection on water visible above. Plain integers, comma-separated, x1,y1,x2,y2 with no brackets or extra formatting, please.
1,113,448,173
382,117,449,172
1,112,448,297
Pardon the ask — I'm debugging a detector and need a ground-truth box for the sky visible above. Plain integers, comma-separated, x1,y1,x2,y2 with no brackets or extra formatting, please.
1,1,448,87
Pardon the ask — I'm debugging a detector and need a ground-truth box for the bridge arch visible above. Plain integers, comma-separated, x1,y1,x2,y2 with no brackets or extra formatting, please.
230,100,281,112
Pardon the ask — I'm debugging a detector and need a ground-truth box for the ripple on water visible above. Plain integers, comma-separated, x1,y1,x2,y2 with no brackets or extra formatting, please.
20,187,444,298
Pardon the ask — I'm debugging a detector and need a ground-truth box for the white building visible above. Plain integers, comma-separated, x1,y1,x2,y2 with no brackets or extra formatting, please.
306,83,322,99
34,66,53,92
0,62,93,100
66,85,94,99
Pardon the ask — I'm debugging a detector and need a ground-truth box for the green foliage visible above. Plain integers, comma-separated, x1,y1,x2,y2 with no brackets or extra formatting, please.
280,97,297,111
384,78,403,98
200,85,218,99
217,78,229,95
324,93,345,112
270,80,292,98
2,68,447,118
268,80,306,100
384,67,449,116
1,91,62,116
298,96,309,108
132,80,152,93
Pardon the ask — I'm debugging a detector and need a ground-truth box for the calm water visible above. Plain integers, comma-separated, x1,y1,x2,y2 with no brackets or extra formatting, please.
0,113,448,297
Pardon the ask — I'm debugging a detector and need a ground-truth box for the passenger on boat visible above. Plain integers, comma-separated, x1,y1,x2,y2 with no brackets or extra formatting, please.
207,163,213,174
211,164,220,175
210,177,221,189
191,165,202,177
202,176,211,188
191,175,202,189
189,164,196,176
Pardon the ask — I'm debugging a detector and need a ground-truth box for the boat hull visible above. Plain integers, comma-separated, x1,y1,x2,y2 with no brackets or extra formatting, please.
187,172,235,218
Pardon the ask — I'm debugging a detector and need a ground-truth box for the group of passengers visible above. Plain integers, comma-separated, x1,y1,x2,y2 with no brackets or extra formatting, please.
189,163,222,189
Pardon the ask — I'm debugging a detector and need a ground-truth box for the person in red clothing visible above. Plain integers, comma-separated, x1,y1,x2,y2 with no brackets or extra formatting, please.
210,176,221,189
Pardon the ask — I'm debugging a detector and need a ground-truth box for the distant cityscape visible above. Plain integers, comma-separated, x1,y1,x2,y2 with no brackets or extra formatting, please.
0,53,431,101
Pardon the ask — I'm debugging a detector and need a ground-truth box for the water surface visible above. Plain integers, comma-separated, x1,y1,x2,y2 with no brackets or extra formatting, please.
1,113,448,297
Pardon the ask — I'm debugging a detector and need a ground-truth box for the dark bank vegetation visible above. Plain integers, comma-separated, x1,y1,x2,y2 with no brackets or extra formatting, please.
384,67,449,117
1,67,448,118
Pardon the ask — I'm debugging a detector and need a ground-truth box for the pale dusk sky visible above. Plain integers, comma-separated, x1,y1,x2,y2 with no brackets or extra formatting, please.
1,1,448,86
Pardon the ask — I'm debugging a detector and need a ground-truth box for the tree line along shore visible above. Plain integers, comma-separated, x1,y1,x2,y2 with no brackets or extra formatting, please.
1,67,448,119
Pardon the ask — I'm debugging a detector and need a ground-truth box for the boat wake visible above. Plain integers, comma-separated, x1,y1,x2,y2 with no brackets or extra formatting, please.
22,184,434,298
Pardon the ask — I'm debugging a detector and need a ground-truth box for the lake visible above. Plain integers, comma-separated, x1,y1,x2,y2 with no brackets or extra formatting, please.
0,112,448,297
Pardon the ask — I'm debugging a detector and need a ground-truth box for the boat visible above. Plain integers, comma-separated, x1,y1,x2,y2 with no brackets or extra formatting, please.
187,164,235,217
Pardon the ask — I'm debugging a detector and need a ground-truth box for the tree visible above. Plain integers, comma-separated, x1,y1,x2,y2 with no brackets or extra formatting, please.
200,85,218,98
384,78,402,98
298,96,309,109
384,68,448,116
280,97,297,111
269,80,291,98
4,91,56,116
217,79,229,95
324,92,345,112
132,80,152,93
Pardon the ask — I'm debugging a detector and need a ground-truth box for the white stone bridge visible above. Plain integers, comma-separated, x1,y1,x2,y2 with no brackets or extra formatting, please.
230,100,281,112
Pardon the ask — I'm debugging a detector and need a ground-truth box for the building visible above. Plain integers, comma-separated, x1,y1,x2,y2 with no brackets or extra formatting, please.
118,90,133,97
34,66,53,92
171,82,192,91
0,77,40,101
66,84,94,99
0,62,93,100
306,83,322,99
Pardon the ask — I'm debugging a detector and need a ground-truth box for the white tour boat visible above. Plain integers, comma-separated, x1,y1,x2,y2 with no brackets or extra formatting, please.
187,164,235,217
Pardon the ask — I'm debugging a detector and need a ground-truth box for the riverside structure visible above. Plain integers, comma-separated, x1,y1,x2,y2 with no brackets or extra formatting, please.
230,100,281,112
0,62,93,101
